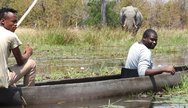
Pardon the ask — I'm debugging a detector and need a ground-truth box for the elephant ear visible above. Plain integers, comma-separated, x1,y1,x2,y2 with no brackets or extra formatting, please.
119,7,127,25
134,8,143,27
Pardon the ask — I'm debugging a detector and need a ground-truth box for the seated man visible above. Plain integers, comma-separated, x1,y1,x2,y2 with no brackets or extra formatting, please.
0,7,36,88
121,29,175,78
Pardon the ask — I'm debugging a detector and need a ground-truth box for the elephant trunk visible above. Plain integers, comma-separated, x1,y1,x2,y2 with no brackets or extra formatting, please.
123,18,136,32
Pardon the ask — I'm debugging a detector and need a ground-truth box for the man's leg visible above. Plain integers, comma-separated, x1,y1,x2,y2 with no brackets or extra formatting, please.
8,59,36,86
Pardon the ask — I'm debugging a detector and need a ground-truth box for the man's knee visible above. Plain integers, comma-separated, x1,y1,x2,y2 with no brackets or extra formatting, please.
27,59,36,69
25,59,36,76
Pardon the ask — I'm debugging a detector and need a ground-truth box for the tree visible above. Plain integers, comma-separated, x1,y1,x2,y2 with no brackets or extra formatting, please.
101,0,107,26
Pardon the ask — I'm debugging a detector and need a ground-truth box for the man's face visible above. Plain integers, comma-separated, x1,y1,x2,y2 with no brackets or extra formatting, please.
1,12,17,32
143,33,158,49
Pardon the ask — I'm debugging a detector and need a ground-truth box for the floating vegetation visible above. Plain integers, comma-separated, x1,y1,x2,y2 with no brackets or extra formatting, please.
99,99,125,108
154,94,188,104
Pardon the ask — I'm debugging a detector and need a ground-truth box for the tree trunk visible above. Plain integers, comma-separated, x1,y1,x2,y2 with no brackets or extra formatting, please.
101,0,107,26
179,0,187,29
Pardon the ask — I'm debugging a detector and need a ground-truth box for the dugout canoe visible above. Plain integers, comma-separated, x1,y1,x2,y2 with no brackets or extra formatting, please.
0,71,186,105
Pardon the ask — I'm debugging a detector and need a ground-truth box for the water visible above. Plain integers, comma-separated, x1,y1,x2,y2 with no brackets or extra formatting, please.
152,103,188,108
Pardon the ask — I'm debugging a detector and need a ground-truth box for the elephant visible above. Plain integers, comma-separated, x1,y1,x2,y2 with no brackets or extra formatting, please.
120,5,143,36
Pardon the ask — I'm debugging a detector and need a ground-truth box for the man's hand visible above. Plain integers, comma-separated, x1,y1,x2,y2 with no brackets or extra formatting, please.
162,65,176,75
24,44,33,56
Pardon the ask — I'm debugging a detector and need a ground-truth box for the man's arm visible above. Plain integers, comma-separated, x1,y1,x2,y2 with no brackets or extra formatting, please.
12,45,33,66
145,65,176,76
138,48,175,76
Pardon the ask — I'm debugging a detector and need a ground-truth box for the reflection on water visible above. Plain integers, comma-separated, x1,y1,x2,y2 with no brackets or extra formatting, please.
1,96,152,108
152,103,188,108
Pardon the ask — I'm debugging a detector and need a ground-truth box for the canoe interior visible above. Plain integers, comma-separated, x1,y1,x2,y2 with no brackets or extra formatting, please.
35,74,122,86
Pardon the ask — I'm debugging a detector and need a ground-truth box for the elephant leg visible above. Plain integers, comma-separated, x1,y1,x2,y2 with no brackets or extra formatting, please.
121,25,124,30
132,27,139,36
124,26,129,32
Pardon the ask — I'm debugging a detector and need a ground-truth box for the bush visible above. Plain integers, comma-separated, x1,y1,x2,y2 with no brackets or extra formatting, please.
85,0,119,28
43,30,77,45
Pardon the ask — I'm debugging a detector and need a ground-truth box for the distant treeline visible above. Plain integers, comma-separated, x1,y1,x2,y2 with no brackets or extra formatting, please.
0,0,187,29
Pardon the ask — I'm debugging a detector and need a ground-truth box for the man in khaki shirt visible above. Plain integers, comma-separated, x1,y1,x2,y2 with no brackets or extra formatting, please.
0,7,36,88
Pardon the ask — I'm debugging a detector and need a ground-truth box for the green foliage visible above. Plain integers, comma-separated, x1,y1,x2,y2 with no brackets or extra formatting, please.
41,30,77,45
29,30,78,45
82,30,103,46
85,0,101,26
7,0,33,21
60,0,85,27
0,0,11,7
29,0,61,28
85,0,119,27
10,0,73,28
0,0,188,29
106,1,119,27
45,32,66,45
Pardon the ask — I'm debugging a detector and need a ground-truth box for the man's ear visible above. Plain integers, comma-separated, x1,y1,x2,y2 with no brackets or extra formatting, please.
142,38,147,41
0,19,5,25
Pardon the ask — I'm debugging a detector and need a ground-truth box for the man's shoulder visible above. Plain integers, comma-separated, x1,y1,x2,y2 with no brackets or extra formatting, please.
131,42,150,53
0,26,17,37
132,42,144,48
0,26,13,33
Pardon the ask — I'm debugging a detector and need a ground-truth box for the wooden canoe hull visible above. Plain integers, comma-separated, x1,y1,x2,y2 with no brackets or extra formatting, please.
0,72,184,105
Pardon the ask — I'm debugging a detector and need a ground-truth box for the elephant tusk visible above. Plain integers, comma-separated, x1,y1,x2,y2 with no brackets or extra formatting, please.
135,25,138,29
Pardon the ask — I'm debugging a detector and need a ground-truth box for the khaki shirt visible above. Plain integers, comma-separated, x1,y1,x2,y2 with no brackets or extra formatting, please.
0,26,22,88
